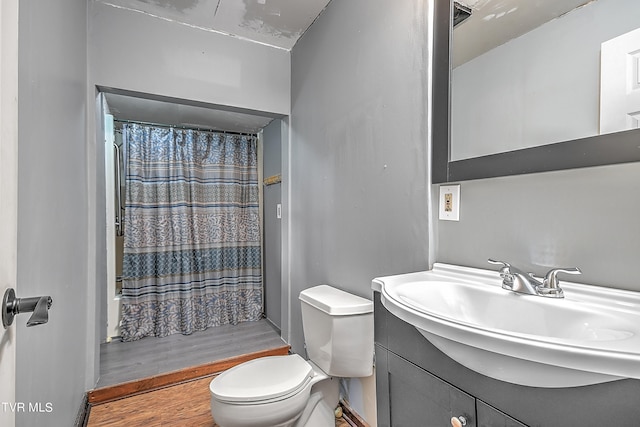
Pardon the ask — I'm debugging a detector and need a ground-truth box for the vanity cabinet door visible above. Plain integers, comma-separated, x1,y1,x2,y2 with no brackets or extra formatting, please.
387,351,476,427
476,400,527,427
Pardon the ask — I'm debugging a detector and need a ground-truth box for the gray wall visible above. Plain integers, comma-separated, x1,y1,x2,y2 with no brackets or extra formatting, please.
451,0,640,160
89,1,290,116
17,0,89,425
435,161,640,292
12,3,291,425
290,0,433,422
87,0,291,354
263,119,283,330
290,0,432,355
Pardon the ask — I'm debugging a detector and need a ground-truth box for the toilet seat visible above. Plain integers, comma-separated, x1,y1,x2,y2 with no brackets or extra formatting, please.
210,354,314,405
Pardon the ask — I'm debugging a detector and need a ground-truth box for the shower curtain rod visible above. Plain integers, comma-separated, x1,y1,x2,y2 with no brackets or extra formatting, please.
114,118,258,137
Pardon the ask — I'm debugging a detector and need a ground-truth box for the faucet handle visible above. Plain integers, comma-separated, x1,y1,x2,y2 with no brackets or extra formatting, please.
488,259,514,289
539,267,581,298
488,258,513,276
488,259,511,271
543,267,581,288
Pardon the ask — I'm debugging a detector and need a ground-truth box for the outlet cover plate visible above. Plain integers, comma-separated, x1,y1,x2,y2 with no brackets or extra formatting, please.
439,184,460,221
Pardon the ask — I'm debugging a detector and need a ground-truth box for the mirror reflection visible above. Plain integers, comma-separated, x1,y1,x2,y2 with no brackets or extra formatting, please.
451,0,640,162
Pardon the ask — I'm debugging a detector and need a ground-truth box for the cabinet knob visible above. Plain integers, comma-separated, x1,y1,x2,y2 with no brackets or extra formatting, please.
451,416,467,427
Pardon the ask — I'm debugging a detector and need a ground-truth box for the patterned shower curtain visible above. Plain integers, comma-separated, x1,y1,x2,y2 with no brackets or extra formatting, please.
120,123,263,342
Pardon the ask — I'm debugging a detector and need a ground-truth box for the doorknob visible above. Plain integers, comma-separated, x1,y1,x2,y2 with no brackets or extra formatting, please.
2,288,53,328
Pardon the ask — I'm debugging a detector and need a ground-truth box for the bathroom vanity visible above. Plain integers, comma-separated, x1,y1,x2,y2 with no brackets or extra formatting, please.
373,291,640,426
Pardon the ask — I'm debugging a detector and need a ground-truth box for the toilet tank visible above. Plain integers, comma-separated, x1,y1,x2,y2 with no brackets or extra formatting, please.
299,285,374,377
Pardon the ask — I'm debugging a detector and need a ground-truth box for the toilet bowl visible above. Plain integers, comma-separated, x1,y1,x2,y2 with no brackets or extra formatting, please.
210,354,336,427
209,285,374,427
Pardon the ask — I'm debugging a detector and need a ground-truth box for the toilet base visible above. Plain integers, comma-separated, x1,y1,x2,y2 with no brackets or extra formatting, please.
294,376,340,427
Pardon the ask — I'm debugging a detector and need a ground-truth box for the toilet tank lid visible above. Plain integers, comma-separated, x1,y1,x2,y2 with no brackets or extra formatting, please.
299,285,373,315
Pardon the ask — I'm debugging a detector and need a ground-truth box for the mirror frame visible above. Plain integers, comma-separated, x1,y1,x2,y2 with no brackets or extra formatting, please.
432,0,640,184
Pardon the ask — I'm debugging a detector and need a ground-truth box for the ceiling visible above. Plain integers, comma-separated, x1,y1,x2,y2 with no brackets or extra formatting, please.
99,0,332,51
453,0,594,67
100,0,332,132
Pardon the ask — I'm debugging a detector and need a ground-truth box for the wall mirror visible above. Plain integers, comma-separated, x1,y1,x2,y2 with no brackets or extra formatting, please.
433,0,640,183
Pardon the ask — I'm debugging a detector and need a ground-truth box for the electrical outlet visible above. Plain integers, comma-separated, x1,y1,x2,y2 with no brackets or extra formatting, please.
439,185,460,221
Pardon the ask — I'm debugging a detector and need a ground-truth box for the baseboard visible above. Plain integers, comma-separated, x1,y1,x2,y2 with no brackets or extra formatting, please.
263,316,282,335
339,399,370,427
74,393,90,427
87,344,290,404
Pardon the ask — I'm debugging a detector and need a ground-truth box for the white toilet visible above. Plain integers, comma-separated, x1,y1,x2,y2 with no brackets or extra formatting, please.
209,285,374,427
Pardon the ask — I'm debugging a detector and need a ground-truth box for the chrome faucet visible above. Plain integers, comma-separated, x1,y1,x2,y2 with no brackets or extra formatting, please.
488,259,581,298
488,259,540,295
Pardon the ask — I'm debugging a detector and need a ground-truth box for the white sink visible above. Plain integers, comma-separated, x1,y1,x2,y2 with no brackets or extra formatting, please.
372,263,640,388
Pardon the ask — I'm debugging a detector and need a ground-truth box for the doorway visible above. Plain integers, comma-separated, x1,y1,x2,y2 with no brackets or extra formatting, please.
99,90,285,347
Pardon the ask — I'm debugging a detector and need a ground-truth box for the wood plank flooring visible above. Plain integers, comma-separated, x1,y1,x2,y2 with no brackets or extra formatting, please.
89,346,290,404
98,320,286,388
88,376,218,426
87,320,365,426
87,376,354,427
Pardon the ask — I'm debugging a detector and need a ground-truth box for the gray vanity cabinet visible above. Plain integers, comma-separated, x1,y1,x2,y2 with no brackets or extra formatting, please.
373,291,640,427
376,343,525,427
379,346,476,426
476,401,526,427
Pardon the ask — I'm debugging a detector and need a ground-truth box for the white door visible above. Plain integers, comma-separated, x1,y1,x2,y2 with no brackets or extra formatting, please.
600,27,640,134
0,1,19,426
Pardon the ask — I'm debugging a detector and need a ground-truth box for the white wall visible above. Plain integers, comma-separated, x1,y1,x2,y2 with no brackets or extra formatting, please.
451,0,640,160
290,1,434,424
16,0,89,425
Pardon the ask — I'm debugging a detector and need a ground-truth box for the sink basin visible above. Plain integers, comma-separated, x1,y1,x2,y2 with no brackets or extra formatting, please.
372,263,640,388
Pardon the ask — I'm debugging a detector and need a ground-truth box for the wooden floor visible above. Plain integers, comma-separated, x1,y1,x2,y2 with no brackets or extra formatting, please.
97,319,286,388
87,375,354,427
88,376,218,426
89,320,290,404
87,320,364,426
